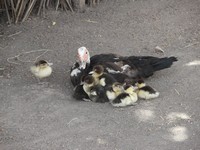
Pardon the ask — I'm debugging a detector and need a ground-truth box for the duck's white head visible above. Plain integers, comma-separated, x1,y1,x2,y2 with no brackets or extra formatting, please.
77,47,90,69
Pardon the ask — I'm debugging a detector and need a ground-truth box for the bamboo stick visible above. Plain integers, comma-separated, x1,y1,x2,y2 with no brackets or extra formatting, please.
4,0,11,24
22,0,37,22
10,0,16,20
37,0,44,16
56,0,60,11
65,0,74,12
15,0,23,23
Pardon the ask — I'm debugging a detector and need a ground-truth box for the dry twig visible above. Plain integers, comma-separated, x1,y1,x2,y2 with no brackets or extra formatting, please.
67,118,78,127
174,89,180,95
84,19,98,23
8,31,22,37
7,49,52,65
4,0,11,24
184,42,199,48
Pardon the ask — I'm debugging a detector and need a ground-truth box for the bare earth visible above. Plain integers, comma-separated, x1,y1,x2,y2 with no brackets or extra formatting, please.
0,0,200,149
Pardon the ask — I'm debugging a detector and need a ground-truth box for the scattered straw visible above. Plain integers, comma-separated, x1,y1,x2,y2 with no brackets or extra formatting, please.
84,19,98,24
67,118,78,127
174,89,180,95
184,42,199,48
155,46,165,53
8,31,22,37
7,49,52,65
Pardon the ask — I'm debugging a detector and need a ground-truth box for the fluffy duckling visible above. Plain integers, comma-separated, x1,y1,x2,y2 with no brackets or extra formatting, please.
30,60,53,82
90,65,116,87
111,84,138,107
73,75,90,101
82,75,95,98
73,84,89,101
90,85,109,103
135,79,159,100
106,82,124,101
83,75,108,102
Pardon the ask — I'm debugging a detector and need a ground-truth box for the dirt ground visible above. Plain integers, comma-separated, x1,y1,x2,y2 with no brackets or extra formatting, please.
0,0,200,149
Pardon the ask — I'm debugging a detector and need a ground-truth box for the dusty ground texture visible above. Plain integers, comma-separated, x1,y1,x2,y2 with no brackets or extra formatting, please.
0,0,200,149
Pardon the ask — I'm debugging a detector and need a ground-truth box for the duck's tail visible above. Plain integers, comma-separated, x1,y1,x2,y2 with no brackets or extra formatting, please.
152,57,178,72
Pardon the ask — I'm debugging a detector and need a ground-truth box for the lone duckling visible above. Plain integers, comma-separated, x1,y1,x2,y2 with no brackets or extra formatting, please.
83,75,108,102
135,79,159,100
30,60,53,82
111,84,138,107
90,65,116,87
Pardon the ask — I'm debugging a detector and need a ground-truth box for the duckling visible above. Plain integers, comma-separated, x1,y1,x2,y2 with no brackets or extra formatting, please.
83,75,108,102
73,75,90,101
73,84,90,101
135,79,159,100
30,60,53,83
90,65,116,87
111,84,138,107
106,82,124,101
82,75,95,98
90,85,109,103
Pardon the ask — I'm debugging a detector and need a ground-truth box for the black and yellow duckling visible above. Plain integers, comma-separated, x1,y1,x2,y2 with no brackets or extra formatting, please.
135,79,159,100
90,85,109,103
90,65,116,87
83,75,108,103
30,60,53,83
106,82,124,102
73,75,89,101
111,84,138,107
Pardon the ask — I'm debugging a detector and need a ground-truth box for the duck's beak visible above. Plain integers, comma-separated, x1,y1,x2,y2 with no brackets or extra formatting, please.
77,53,87,69
80,61,87,69
77,47,90,69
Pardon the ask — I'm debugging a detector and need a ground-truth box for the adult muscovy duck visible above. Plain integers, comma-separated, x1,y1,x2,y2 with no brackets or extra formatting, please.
70,47,178,87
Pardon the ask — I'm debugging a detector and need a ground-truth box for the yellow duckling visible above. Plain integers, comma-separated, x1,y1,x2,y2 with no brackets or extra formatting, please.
106,82,124,102
135,79,159,100
30,60,53,82
90,65,116,87
111,84,138,107
82,75,96,98
83,75,108,102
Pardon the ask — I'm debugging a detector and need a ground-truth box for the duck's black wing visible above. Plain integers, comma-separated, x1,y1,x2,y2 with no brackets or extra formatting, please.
90,53,121,64
87,53,122,73
122,56,178,78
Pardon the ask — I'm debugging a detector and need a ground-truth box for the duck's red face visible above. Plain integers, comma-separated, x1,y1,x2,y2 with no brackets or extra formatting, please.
77,47,90,69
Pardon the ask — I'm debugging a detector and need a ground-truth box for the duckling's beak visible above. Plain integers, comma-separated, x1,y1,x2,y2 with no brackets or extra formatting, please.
48,63,53,66
133,86,138,90
88,71,94,75
120,86,124,91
